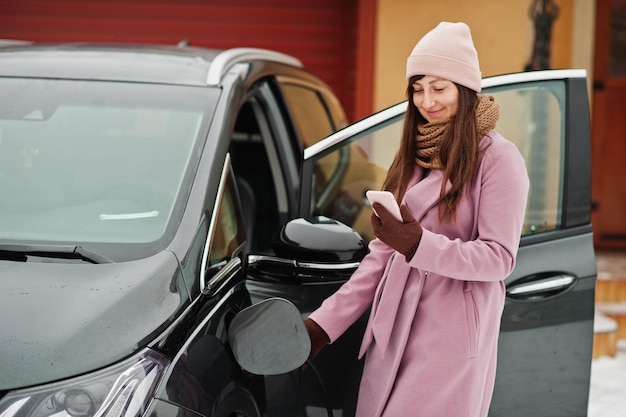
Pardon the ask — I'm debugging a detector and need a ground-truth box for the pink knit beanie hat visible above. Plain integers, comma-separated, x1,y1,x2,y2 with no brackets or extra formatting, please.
406,21,482,92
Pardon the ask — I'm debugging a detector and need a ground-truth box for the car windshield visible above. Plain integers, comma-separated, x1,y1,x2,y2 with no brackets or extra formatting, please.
0,78,217,252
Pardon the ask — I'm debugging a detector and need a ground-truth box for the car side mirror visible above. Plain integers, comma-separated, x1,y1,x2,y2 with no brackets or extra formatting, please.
272,216,367,262
229,297,310,375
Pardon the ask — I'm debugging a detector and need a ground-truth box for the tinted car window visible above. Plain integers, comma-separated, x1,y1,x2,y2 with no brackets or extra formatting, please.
312,117,402,242
318,86,348,130
280,82,335,148
0,79,217,254
309,79,567,242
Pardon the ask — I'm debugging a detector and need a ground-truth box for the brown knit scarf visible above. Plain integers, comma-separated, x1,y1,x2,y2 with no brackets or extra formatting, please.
414,94,500,169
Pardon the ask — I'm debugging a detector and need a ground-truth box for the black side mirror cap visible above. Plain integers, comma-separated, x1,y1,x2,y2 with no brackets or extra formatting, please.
271,216,367,262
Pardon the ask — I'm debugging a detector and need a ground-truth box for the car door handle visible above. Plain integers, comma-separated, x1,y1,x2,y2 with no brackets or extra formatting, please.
506,274,576,298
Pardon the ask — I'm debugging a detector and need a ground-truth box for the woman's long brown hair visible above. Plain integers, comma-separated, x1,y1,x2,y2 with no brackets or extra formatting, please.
382,75,484,222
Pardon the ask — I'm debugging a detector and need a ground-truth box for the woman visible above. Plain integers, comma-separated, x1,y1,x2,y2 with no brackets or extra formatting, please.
305,22,529,417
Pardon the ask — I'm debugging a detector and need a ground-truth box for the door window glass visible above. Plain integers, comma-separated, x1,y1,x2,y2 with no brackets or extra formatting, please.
311,117,403,242
308,80,566,243
488,80,565,235
280,83,335,149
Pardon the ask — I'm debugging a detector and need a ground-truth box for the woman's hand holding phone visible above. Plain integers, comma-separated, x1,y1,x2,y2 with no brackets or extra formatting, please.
367,190,423,261
366,190,403,222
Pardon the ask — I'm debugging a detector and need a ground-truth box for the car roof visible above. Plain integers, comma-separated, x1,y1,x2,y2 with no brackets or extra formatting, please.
0,42,303,86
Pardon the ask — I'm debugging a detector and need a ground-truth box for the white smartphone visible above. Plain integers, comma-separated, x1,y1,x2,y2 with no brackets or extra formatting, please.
366,190,403,222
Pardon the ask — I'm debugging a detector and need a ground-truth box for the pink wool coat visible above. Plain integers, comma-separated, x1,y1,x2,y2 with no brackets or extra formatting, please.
309,132,530,417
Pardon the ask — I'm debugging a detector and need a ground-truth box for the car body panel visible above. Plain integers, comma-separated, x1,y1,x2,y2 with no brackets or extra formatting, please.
153,280,261,417
491,230,595,416
0,251,185,390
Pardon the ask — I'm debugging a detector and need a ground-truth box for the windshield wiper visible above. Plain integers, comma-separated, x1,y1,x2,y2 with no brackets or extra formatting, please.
0,244,112,264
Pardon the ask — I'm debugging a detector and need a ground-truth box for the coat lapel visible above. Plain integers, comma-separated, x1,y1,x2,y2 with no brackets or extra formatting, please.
404,169,451,222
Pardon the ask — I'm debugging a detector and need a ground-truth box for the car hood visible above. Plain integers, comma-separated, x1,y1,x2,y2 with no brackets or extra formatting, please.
0,250,186,390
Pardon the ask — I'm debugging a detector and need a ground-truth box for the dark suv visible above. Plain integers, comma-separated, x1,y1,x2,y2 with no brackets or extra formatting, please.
0,42,596,417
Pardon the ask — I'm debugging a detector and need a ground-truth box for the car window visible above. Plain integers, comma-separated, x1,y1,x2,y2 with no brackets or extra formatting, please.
307,79,566,243
310,116,403,242
0,78,216,250
279,81,336,149
206,160,246,269
318,86,348,130
486,81,564,235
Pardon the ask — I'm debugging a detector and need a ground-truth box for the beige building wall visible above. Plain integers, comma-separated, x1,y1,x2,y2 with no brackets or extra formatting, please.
373,0,595,111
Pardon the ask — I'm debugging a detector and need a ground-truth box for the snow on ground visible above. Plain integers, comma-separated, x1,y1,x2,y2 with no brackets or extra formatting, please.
588,340,626,416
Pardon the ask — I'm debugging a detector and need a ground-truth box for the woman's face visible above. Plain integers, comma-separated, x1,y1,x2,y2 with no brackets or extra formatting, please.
411,76,459,123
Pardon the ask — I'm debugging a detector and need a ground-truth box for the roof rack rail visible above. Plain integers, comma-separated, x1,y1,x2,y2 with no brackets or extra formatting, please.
206,47,302,86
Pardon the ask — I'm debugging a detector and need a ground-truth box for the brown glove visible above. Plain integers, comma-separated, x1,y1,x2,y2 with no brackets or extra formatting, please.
304,317,330,363
371,203,423,261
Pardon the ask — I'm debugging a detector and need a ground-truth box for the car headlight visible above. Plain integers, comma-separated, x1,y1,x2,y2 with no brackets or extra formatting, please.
0,350,169,417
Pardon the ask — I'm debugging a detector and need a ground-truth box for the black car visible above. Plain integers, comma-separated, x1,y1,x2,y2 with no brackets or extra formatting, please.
0,42,596,417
